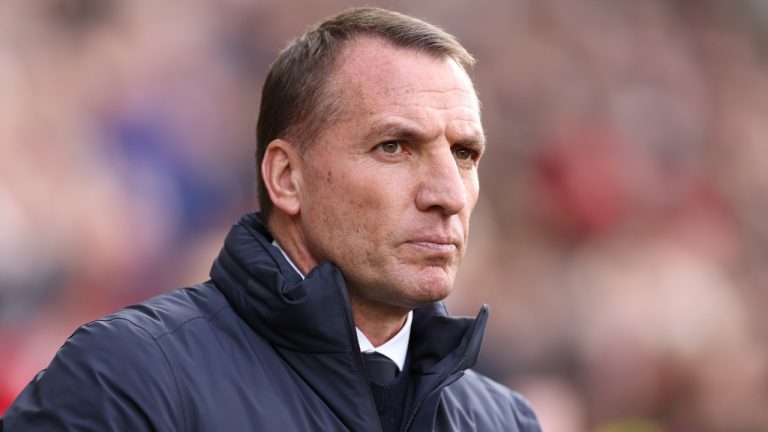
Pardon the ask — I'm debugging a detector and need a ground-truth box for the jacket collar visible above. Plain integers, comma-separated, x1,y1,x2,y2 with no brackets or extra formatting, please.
210,213,489,370
210,213,491,430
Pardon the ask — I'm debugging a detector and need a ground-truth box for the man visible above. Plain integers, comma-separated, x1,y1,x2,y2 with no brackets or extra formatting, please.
2,7,541,431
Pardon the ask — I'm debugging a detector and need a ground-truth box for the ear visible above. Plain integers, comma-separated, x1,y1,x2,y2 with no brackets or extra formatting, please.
261,139,303,216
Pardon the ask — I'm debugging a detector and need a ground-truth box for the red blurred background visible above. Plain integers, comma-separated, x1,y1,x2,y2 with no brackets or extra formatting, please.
3,1,768,430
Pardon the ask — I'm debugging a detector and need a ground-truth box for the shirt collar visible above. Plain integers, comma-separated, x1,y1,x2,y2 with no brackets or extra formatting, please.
355,311,412,371
272,240,305,278
272,240,411,371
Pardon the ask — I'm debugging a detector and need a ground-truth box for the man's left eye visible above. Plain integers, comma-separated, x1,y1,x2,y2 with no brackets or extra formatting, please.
379,142,401,153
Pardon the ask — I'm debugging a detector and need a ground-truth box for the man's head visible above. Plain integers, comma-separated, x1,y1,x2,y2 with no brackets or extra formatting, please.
258,7,485,315
256,7,475,218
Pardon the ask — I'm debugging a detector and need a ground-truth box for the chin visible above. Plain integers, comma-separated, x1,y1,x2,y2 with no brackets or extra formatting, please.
396,289,452,310
348,264,457,309
398,268,455,307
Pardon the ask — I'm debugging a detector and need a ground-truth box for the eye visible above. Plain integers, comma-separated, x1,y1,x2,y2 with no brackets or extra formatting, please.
453,147,475,161
378,141,402,154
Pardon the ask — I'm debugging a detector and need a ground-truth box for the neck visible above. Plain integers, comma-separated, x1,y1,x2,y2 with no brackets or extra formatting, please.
350,296,409,347
268,212,318,275
268,211,410,347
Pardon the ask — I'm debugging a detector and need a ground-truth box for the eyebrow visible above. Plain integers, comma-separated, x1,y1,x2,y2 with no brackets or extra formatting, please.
364,121,487,151
364,121,424,142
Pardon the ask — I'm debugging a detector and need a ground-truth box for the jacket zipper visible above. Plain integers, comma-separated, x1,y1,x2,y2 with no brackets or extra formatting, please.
400,339,474,432
333,269,384,432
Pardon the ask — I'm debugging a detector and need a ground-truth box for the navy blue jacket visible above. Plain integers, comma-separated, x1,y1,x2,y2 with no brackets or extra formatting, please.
2,213,541,431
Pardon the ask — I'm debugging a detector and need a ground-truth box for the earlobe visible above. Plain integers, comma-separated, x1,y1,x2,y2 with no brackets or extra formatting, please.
262,139,302,216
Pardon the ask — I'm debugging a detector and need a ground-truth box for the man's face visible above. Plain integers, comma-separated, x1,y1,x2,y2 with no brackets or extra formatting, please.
298,36,484,311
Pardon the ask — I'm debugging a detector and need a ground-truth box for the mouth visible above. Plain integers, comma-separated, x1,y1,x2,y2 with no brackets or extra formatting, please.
403,236,460,256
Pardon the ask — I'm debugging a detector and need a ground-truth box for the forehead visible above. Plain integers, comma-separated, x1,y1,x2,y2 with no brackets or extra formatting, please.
329,36,482,132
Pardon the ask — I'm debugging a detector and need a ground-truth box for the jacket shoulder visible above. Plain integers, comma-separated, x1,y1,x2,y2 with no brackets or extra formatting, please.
2,310,186,430
110,283,229,339
440,369,542,432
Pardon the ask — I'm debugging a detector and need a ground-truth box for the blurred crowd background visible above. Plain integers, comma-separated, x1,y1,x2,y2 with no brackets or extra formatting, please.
2,0,768,430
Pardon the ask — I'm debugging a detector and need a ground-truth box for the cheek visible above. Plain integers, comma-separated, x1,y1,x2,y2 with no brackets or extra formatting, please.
306,168,380,232
465,174,480,213
334,169,389,210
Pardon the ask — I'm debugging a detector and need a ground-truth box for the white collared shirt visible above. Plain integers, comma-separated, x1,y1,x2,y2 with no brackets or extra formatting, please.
272,240,412,371
355,310,412,371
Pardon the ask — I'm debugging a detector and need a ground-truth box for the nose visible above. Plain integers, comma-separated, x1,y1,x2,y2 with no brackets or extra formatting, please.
415,148,468,216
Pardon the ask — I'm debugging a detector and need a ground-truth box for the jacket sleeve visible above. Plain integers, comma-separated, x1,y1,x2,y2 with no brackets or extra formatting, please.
1,318,184,432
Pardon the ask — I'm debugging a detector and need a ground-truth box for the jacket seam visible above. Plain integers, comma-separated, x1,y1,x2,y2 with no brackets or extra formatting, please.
152,302,231,340
96,317,188,432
